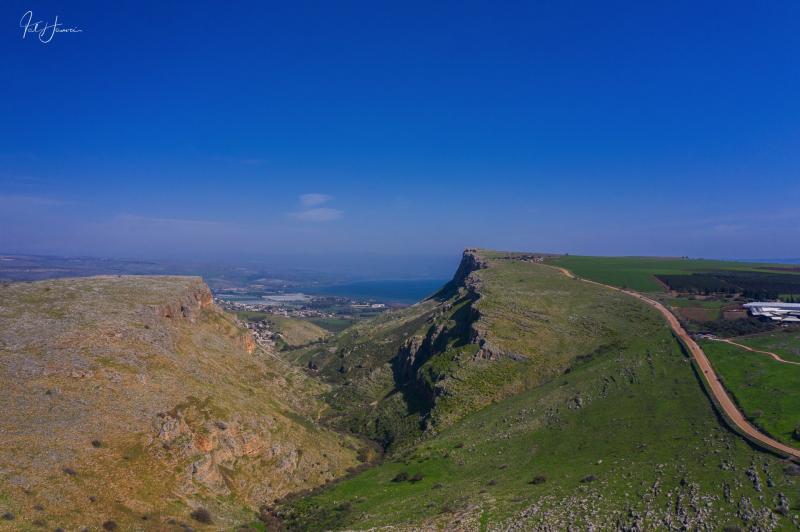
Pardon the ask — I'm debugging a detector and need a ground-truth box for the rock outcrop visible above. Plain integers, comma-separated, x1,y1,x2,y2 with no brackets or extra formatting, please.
0,275,362,529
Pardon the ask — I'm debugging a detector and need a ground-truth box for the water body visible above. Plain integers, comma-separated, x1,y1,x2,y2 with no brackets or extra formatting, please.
309,279,448,304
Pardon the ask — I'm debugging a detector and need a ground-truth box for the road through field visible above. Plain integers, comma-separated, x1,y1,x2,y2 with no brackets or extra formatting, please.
550,265,800,460
711,338,800,366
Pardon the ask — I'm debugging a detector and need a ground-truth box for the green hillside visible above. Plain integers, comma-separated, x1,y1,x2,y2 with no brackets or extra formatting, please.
274,250,800,530
735,330,800,363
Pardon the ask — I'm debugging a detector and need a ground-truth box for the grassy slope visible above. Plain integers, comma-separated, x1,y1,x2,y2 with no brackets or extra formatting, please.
310,317,355,333
0,276,362,530
703,339,800,449
278,253,800,530
266,315,329,347
236,312,331,348
734,330,800,363
549,255,784,292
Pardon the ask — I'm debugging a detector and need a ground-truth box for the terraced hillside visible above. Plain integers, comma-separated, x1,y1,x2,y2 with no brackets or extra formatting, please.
0,276,364,530
277,250,800,530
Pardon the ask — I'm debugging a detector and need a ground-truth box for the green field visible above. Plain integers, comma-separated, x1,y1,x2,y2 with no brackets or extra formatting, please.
265,315,329,347
235,310,272,322
664,297,728,310
277,252,800,529
703,339,800,449
310,317,356,333
548,255,785,292
235,312,329,348
733,330,800,363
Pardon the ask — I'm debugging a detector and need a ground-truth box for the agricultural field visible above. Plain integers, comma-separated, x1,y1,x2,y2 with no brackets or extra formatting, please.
548,255,795,293
702,339,800,449
665,297,727,322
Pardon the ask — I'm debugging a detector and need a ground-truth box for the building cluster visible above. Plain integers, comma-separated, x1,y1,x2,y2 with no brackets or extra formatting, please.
744,302,800,323
213,297,334,319
246,320,278,349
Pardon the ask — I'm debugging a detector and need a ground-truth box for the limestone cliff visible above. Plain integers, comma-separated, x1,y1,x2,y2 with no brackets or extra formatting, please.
0,276,362,529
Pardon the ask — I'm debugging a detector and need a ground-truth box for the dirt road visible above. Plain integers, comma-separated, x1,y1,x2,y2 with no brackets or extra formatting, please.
712,338,800,366
551,265,800,460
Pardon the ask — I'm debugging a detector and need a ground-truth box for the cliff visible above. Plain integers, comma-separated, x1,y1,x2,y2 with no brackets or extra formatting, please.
0,276,362,529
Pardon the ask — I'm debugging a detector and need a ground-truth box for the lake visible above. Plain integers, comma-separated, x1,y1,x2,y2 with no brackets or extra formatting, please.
308,279,448,304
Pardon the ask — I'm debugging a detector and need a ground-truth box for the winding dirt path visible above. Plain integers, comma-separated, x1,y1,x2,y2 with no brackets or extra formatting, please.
711,338,800,366
551,265,800,460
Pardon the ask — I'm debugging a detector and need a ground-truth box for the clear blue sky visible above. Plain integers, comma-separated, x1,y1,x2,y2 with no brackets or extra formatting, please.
1,1,798,275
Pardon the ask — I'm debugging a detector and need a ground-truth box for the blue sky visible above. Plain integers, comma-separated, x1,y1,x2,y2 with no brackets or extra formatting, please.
1,1,799,275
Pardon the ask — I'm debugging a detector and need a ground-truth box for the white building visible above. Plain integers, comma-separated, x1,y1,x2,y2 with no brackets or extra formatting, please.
743,302,800,322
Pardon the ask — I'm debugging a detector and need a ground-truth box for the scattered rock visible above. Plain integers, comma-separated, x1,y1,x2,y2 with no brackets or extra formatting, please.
190,508,212,524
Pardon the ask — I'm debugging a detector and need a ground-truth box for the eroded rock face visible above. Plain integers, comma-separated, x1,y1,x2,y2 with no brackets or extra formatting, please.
153,397,309,503
152,279,213,322
0,275,361,528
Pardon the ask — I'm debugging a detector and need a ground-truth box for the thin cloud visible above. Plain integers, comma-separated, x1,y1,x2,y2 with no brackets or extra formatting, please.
289,208,343,222
300,193,333,207
112,214,235,229
0,194,69,207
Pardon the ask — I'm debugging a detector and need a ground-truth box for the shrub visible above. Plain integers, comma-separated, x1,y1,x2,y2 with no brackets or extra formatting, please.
257,505,285,531
529,475,547,485
102,521,117,530
91,440,102,448
580,475,596,483
410,473,424,482
392,471,409,482
793,425,800,441
190,508,213,524
784,464,800,476
487,479,497,486
1,512,14,521
62,467,77,476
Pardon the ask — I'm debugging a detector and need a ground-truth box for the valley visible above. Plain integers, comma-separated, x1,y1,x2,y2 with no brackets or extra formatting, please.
1,250,799,530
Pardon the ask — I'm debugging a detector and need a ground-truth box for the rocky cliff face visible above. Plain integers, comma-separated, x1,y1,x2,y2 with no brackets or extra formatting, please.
152,277,213,321
376,248,550,443
0,276,362,529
